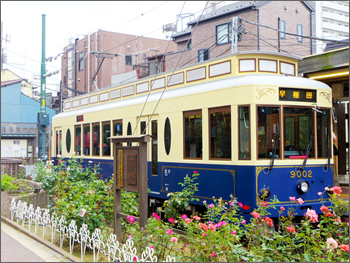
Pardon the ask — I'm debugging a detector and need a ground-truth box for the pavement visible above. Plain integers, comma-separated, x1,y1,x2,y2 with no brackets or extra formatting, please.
1,221,72,262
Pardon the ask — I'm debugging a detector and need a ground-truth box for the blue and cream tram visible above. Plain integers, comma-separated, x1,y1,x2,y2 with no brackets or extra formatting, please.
52,51,334,221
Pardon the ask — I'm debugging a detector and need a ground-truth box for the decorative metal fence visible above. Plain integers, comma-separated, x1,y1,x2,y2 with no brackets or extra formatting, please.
9,199,176,262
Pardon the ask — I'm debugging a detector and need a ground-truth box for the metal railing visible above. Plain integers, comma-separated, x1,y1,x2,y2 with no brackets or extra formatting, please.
9,199,176,262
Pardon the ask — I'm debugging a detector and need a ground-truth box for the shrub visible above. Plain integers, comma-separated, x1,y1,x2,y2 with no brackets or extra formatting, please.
1,174,19,191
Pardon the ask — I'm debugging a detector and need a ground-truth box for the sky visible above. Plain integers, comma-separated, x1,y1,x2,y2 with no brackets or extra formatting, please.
1,1,236,94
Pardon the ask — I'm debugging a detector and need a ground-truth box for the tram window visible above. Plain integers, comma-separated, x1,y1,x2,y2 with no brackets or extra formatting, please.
92,123,100,156
83,124,90,156
257,107,280,159
59,130,62,155
113,120,123,136
184,110,202,159
209,107,231,159
141,121,146,135
102,122,111,156
164,117,171,155
317,109,330,158
283,108,314,158
127,122,132,146
66,128,71,154
74,125,81,155
56,130,59,156
152,120,158,174
238,106,250,160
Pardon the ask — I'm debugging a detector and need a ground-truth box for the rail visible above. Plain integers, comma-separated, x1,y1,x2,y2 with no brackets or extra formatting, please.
1,157,35,177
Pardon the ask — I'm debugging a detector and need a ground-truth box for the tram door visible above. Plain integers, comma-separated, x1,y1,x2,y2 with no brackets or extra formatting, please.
138,116,158,175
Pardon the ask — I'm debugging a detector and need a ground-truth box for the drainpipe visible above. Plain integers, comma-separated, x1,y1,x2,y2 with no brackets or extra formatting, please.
310,11,313,55
88,33,90,93
278,17,281,52
257,8,260,50
95,31,97,90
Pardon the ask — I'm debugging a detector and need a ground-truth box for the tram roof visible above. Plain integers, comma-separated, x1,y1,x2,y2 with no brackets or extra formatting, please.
54,74,330,120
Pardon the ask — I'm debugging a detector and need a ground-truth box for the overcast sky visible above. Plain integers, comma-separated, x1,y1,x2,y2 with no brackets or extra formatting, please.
2,1,235,93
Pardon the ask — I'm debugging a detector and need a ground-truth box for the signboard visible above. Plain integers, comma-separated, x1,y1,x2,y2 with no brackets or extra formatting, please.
115,148,139,192
77,115,84,122
279,88,316,102
16,202,25,220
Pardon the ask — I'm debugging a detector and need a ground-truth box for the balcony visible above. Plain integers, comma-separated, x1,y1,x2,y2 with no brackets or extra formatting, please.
322,21,349,34
322,1,349,12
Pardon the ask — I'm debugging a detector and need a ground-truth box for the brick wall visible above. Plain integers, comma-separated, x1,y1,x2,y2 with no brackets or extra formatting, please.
166,2,311,71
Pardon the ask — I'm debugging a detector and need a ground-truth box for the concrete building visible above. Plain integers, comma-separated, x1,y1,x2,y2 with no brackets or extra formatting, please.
1,80,56,158
308,1,349,54
61,30,177,97
165,1,314,71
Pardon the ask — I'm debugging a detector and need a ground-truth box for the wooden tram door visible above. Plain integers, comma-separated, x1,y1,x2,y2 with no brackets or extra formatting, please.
138,116,158,175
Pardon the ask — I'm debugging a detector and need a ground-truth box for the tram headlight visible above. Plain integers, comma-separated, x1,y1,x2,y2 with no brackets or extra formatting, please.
297,180,310,193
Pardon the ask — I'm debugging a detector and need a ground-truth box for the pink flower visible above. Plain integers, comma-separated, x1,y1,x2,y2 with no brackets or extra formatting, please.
166,229,173,235
126,215,135,224
332,186,342,195
317,192,323,196
297,198,304,205
202,232,206,237
128,235,132,240
181,214,187,219
152,213,160,220
333,217,342,224
280,206,285,211
150,246,154,250
305,208,318,223
193,215,201,221
320,206,328,213
231,230,237,234
201,223,208,231
265,217,273,227
262,201,268,207
208,204,214,209
184,218,192,223
203,200,206,204
325,187,330,191
170,237,178,242
326,212,333,217
326,237,338,250
242,220,246,225
252,211,260,218
168,218,175,224
210,252,216,257
133,256,137,261
88,160,93,163
238,202,243,208
289,196,296,201
287,226,295,233
150,234,153,239
341,244,349,252
209,224,216,231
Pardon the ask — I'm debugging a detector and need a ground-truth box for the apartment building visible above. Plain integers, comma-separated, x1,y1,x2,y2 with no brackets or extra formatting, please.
308,1,349,54
165,1,314,71
61,30,177,97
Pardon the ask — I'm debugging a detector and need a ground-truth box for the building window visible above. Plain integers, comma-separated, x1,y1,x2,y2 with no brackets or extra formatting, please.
79,52,84,71
1,127,6,133
102,122,111,156
143,54,147,63
164,117,171,155
238,106,250,160
297,24,303,42
9,127,13,133
92,123,100,156
23,128,27,133
198,48,210,62
125,55,132,65
257,107,280,159
187,39,192,50
216,22,232,45
184,110,202,159
209,106,231,159
83,124,90,155
279,20,286,39
16,128,20,133
75,125,81,155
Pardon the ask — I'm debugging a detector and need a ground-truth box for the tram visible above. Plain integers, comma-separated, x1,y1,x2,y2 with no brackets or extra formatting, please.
52,51,334,221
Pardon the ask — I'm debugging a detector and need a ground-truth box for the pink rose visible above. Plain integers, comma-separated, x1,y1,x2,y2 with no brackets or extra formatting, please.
208,204,214,209
184,218,192,223
231,230,237,234
341,244,349,252
252,211,260,218
133,256,137,261
326,237,338,250
280,206,285,211
150,246,154,250
170,237,178,242
168,218,175,224
126,215,135,224
297,198,304,205
181,214,187,219
289,196,296,201
320,205,328,213
202,232,206,237
193,215,201,221
128,235,132,240
305,208,318,223
166,229,173,235
332,186,342,195
210,252,216,257
242,220,246,225
317,192,323,196
287,226,295,233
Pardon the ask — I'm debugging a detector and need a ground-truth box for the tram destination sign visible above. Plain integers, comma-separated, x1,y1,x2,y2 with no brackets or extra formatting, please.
76,115,84,122
279,88,316,102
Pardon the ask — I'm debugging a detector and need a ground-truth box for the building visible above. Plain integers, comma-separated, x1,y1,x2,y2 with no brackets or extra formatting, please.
308,1,349,54
298,45,349,185
1,79,56,159
165,1,314,71
1,69,33,98
61,30,177,97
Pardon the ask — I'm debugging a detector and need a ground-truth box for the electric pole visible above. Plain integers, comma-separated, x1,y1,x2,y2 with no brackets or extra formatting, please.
38,14,49,159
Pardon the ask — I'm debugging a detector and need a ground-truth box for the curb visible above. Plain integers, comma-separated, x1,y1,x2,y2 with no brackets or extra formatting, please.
1,216,82,262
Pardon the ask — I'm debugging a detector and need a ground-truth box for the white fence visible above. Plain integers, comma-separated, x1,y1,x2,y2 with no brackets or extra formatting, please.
9,199,176,262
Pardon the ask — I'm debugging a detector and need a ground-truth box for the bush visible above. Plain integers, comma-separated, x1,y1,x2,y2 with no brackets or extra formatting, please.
1,174,19,191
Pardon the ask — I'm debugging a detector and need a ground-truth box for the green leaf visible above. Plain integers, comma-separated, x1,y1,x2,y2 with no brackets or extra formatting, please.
304,253,311,261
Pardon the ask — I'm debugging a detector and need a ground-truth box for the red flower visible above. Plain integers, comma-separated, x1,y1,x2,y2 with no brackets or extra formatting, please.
341,244,349,252
332,186,342,195
326,212,333,217
265,217,273,227
194,171,198,174
252,211,260,218
287,226,295,233
320,205,328,213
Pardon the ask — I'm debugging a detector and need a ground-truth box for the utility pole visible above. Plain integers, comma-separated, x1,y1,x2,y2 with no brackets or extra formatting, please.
231,16,238,54
38,14,49,160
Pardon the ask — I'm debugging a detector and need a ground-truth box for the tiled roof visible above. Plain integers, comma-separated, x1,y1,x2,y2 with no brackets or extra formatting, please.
1,79,22,87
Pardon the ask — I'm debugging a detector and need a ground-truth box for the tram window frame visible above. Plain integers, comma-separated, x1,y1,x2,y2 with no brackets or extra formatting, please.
92,122,100,156
209,106,231,160
102,121,111,156
152,120,158,174
66,128,71,154
59,130,62,155
282,106,315,159
113,120,123,136
164,117,171,155
140,121,147,135
83,123,91,156
74,125,82,155
316,109,331,159
56,130,59,156
256,106,281,160
184,110,203,159
238,105,251,160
